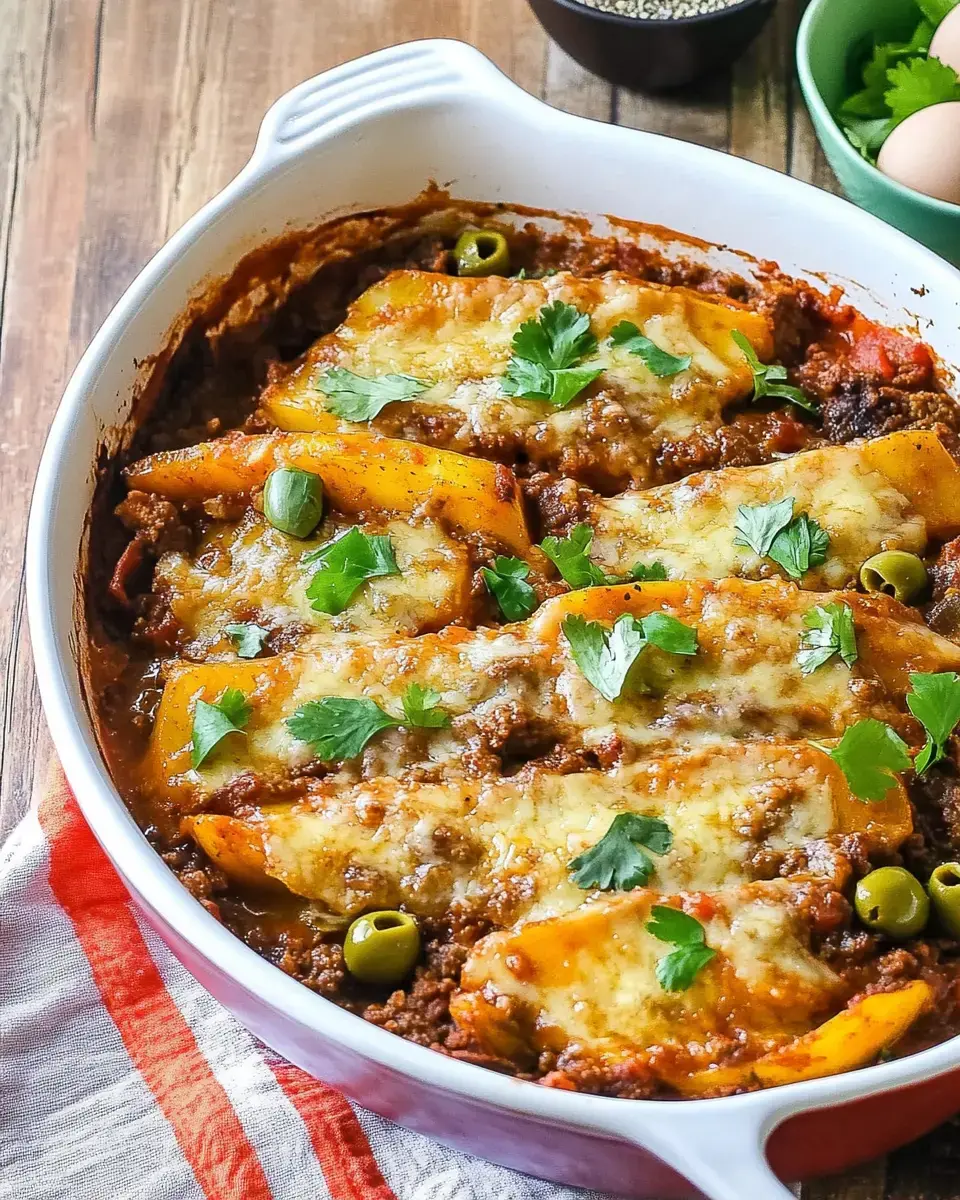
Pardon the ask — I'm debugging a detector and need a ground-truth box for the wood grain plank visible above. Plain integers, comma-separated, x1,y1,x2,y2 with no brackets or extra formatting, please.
0,0,99,837
800,1159,888,1200
543,41,613,121
614,72,731,151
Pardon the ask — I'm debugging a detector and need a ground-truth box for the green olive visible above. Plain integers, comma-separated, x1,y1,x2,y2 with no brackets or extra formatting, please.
263,467,324,538
854,866,930,938
343,910,421,985
859,550,928,605
928,862,960,936
454,229,511,277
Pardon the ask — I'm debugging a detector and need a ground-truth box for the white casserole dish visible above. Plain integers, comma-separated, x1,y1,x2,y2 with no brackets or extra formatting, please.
26,40,960,1200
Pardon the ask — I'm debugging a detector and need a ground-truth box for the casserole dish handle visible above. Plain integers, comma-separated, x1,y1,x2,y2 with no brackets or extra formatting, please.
250,40,526,169
604,1102,795,1200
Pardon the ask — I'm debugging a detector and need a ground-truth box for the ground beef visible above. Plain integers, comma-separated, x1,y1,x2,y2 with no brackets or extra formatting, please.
88,210,960,1099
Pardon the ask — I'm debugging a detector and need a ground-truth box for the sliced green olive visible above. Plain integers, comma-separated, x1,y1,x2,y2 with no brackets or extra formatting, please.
859,550,928,605
454,229,511,278
854,866,930,938
343,910,421,985
263,467,324,538
928,862,960,937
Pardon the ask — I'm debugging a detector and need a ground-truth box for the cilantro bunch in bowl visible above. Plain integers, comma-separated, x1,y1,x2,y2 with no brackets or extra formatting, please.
836,0,960,169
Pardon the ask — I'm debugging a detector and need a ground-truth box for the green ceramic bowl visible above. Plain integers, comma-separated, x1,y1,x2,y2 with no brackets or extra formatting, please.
797,0,960,267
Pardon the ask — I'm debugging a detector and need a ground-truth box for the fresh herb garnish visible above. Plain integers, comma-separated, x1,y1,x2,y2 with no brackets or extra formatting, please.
224,622,270,659
191,688,251,768
400,683,451,729
835,5,960,164
569,813,674,891
482,556,538,621
733,497,796,558
540,523,667,589
609,321,692,378
907,671,960,774
886,54,960,123
317,367,430,421
731,330,818,415
627,561,669,582
304,527,399,615
797,603,859,676
286,684,450,762
561,611,697,702
646,906,717,992
733,498,830,581
502,301,602,409
825,719,912,802
540,524,609,588
286,696,398,762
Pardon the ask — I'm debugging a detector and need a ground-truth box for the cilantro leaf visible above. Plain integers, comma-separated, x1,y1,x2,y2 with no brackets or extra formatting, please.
639,611,698,656
562,613,647,702
646,905,716,992
548,366,604,409
304,527,399,615
733,497,796,558
609,321,692,378
569,813,674,891
655,945,718,992
797,603,858,676
502,301,601,409
317,367,430,421
907,671,960,774
191,688,251,768
731,330,819,415
562,611,697,701
286,696,399,762
503,355,552,400
885,55,960,125
733,499,830,580
767,514,830,581
224,622,270,659
540,525,669,591
482,556,538,621
533,300,599,367
840,115,895,162
400,683,451,729
540,524,610,588
628,561,669,582
827,719,912,802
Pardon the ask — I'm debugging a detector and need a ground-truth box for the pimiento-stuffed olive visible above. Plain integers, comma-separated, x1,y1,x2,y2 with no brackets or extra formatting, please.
928,862,960,936
263,466,324,538
859,550,928,605
342,910,421,984
855,866,930,938
454,229,511,277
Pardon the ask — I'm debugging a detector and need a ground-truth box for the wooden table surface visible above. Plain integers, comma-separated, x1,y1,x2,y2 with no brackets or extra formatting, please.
3,1,959,1195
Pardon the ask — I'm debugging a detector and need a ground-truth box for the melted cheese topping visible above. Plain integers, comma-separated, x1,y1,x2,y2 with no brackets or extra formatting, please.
588,442,927,589
153,511,470,654
450,883,841,1078
259,271,774,479
148,579,960,806
185,741,910,923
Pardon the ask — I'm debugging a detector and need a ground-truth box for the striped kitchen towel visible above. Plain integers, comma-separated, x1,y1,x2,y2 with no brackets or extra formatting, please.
0,765,616,1200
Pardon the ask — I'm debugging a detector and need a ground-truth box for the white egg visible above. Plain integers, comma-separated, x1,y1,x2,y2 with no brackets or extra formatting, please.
877,102,960,205
930,5,960,74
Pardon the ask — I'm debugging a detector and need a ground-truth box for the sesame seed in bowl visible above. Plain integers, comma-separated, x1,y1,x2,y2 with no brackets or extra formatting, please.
579,0,755,17
525,0,776,89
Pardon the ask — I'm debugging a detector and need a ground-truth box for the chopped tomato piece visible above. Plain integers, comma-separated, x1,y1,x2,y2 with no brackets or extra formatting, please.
849,318,933,382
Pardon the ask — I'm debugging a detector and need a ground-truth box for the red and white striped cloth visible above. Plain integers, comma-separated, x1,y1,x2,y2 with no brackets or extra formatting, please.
1,766,616,1200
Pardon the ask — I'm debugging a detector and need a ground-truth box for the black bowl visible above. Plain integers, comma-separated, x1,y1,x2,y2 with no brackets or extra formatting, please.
526,0,777,91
